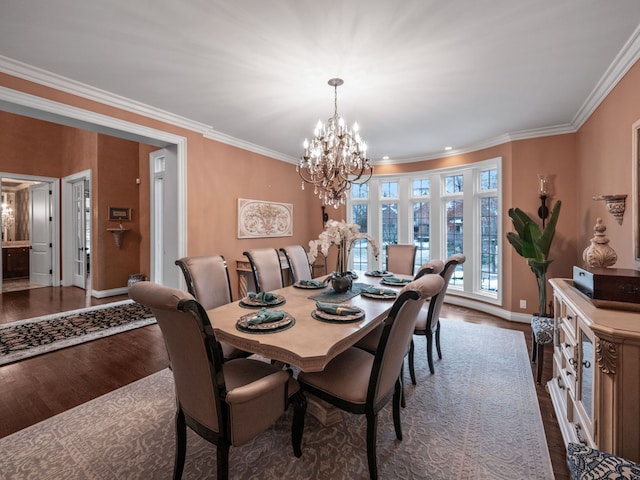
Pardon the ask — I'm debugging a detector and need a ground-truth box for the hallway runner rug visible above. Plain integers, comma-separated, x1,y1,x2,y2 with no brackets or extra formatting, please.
0,300,155,366
0,319,554,479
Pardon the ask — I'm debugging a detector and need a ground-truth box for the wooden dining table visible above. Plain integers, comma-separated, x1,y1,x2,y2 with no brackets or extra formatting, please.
208,271,411,373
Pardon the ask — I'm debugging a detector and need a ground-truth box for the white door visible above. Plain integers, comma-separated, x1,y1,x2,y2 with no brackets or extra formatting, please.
150,147,180,288
30,182,52,286
71,179,87,288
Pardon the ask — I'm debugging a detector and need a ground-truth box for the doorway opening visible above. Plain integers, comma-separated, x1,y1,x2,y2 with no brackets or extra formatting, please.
1,176,58,293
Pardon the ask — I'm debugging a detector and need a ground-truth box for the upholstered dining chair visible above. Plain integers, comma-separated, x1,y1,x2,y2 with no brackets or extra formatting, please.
175,254,248,360
129,281,306,480
354,259,445,354
280,245,313,283
408,253,466,381
297,273,444,480
243,248,284,293
386,243,418,276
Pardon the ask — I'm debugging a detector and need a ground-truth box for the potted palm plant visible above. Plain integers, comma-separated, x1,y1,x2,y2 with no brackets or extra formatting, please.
506,200,561,317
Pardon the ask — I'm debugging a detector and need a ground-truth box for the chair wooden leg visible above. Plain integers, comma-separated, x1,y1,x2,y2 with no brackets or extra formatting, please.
173,408,187,480
393,379,403,440
426,331,435,374
408,339,417,385
366,413,379,480
291,390,306,457
217,441,230,480
532,336,538,362
399,365,406,408
536,343,544,384
435,320,442,360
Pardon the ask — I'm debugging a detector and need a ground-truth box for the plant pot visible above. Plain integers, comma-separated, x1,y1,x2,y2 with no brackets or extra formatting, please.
330,273,353,293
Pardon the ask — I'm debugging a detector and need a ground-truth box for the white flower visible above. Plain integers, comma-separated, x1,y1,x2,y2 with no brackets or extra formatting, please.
307,220,379,270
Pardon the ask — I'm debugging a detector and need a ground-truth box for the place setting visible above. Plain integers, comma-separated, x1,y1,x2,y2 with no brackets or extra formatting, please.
239,291,286,309
311,300,365,323
292,279,328,289
364,270,393,278
360,286,398,300
380,276,412,287
236,307,295,333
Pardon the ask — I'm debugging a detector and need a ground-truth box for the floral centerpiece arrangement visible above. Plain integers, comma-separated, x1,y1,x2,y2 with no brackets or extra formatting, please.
308,219,379,292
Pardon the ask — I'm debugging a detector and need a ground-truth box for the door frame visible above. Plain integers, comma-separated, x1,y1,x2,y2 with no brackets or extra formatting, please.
0,86,188,292
0,172,59,292
61,169,91,288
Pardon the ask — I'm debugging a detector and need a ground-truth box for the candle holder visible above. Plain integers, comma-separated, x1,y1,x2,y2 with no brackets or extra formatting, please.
537,174,551,228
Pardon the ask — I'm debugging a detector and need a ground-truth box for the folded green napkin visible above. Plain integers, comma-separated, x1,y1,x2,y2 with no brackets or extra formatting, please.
315,301,361,316
361,286,397,296
368,270,389,276
383,276,410,284
247,291,279,304
299,279,325,287
246,308,285,325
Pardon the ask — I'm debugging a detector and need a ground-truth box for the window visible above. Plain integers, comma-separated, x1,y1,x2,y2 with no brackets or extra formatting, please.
412,179,430,270
347,158,501,304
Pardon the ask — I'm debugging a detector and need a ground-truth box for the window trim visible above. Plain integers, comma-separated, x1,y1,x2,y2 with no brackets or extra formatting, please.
347,157,502,306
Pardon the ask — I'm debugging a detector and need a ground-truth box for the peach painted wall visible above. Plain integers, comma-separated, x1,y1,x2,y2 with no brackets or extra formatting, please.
188,140,326,296
576,60,640,269
94,135,141,290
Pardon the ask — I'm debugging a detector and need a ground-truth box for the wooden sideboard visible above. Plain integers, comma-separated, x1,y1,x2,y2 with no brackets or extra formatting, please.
548,278,640,462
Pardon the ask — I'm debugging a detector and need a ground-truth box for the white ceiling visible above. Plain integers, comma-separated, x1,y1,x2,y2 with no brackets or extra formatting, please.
1,1,640,164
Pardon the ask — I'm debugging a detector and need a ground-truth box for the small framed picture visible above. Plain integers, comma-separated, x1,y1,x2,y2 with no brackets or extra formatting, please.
108,207,131,222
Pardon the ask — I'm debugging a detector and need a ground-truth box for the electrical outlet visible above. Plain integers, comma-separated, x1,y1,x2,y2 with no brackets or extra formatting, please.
520,300,527,309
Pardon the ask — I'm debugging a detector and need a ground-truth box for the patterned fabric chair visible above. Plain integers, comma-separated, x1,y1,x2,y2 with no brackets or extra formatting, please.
297,274,445,480
175,254,248,360
567,442,640,480
531,314,555,384
280,245,313,283
129,281,306,480
243,248,284,293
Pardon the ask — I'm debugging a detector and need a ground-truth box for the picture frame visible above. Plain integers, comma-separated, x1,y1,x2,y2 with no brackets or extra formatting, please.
108,207,131,222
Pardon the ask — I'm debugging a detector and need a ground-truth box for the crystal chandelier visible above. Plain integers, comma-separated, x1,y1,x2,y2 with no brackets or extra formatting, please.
298,78,373,208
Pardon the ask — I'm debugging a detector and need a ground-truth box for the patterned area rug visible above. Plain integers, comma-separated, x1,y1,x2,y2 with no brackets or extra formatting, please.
0,319,554,479
0,300,155,366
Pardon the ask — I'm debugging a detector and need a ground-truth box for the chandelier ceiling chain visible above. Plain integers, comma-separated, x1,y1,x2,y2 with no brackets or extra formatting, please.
297,78,373,208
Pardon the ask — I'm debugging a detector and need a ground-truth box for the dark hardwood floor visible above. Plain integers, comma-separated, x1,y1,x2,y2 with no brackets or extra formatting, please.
0,286,567,479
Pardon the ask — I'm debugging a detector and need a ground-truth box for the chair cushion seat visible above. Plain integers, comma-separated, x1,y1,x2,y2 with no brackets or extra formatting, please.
223,358,300,396
567,442,640,479
354,324,383,353
531,315,554,344
298,347,374,405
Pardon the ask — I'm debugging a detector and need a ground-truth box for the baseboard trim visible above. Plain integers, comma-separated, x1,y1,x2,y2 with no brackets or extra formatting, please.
445,296,532,324
92,287,128,298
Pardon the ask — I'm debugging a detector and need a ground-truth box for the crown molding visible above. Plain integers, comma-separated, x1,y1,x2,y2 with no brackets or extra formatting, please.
572,23,640,129
0,55,212,135
203,129,298,164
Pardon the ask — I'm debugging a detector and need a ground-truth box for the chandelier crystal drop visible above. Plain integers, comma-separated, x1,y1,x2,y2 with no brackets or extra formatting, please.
297,78,373,208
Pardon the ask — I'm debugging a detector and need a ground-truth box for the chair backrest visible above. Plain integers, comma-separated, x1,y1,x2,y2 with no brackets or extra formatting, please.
425,254,466,331
369,274,445,405
386,244,418,276
414,259,445,279
280,245,312,283
175,255,233,310
129,281,224,434
243,248,284,292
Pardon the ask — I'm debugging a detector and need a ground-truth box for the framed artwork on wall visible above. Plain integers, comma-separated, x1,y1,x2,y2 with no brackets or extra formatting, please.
237,198,293,238
108,207,131,222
